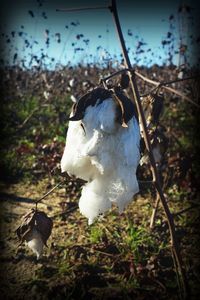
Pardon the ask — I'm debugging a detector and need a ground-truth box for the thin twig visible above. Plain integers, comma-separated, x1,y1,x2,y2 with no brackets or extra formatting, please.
173,204,199,217
142,75,199,96
18,107,39,129
138,180,153,184
35,181,62,208
171,132,184,148
100,68,131,83
135,70,200,108
69,244,121,257
52,206,78,219
56,6,108,12
150,193,160,229
84,245,121,257
17,102,50,130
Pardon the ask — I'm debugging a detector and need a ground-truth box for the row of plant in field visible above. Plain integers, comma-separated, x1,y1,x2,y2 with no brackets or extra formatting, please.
0,64,199,299
1,64,198,195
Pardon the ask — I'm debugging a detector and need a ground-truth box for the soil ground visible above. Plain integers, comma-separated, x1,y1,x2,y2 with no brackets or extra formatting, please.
0,179,200,300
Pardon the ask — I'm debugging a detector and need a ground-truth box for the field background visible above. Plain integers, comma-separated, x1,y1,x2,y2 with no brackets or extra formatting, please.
0,1,200,298
0,63,199,299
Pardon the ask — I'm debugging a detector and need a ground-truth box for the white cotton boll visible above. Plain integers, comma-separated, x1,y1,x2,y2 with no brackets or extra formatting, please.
109,174,139,213
90,151,113,176
81,130,115,175
107,166,139,212
178,71,184,79
90,157,104,175
69,78,75,87
80,129,100,157
83,99,116,134
101,118,140,213
26,228,44,260
61,94,141,224
61,143,97,181
79,177,111,225
70,95,77,103
79,191,108,225
61,106,104,180
117,118,140,167
61,118,99,181
98,99,117,134
152,145,162,164
43,90,50,100
61,99,118,179
140,154,149,166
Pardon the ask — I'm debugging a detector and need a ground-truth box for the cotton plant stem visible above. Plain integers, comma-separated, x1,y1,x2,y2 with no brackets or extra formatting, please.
109,0,188,298
150,193,160,229
150,166,162,229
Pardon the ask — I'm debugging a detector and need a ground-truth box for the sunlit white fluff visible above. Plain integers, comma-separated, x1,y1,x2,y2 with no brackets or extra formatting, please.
61,97,140,224
25,228,44,260
79,176,112,225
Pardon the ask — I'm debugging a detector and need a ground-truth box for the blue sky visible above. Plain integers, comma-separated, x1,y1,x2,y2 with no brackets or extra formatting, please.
0,0,199,68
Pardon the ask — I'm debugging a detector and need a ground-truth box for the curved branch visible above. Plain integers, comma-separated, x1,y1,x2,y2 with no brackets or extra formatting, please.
135,71,200,108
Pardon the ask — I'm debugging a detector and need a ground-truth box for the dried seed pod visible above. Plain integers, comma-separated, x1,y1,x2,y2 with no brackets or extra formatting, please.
16,209,53,259
112,87,136,127
141,95,153,127
140,127,168,166
68,87,112,121
151,93,164,125
119,73,129,89
141,93,164,127
68,87,136,128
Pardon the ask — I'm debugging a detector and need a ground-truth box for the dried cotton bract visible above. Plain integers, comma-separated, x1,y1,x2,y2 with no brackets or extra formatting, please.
16,209,53,259
61,87,140,224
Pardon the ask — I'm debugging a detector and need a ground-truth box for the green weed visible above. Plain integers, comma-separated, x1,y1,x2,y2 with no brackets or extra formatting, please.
89,226,104,244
